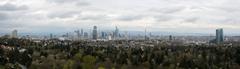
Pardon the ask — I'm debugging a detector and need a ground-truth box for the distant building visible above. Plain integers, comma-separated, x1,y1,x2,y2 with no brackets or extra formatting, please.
144,27,149,40
108,32,113,40
61,33,69,40
92,26,98,40
114,26,119,39
216,28,224,43
101,32,107,39
81,29,84,36
11,30,18,38
149,32,152,37
108,35,112,40
26,35,31,40
84,32,88,39
2,34,10,38
169,35,173,41
74,30,80,40
124,31,128,40
50,33,53,39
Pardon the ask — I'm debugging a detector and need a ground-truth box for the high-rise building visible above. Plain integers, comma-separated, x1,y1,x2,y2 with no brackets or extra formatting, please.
108,32,113,40
216,28,224,44
66,33,69,38
11,30,18,38
114,26,119,38
84,32,88,39
144,27,147,40
144,28,150,40
81,29,83,36
92,26,98,40
169,35,173,41
50,33,53,39
101,32,107,39
74,30,80,40
124,31,128,40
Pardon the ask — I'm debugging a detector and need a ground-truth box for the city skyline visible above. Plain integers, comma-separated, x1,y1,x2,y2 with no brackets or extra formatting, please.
0,0,240,35
1,27,239,36
4,27,229,43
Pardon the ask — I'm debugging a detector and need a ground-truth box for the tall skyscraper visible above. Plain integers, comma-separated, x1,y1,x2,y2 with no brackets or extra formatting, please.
50,33,53,39
108,32,113,40
84,32,88,39
11,30,18,38
81,29,84,36
92,26,98,40
74,30,80,40
169,35,173,41
101,32,107,39
216,28,224,44
66,33,69,38
114,26,119,38
145,27,147,40
124,31,128,40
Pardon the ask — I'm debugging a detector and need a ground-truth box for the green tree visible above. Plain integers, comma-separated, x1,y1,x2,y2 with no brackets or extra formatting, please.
0,65,5,69
63,60,75,69
73,53,82,61
82,55,96,69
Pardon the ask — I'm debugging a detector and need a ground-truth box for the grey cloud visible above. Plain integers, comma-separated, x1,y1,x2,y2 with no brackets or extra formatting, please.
0,0,240,34
210,6,240,13
0,3,28,11
221,18,240,24
0,13,9,20
0,11,32,21
76,2,90,6
208,1,240,13
184,17,199,23
48,0,76,3
149,6,185,14
189,6,205,10
79,15,108,20
154,15,173,22
117,15,143,21
48,11,81,19
49,0,90,6
0,20,23,29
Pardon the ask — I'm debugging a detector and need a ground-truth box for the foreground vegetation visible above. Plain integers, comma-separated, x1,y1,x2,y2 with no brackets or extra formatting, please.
1,38,240,69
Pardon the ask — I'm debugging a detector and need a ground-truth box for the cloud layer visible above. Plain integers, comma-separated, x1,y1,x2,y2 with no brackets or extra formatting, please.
0,0,240,35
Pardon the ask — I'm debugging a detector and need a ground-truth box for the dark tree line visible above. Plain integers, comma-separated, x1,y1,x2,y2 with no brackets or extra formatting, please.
1,38,240,69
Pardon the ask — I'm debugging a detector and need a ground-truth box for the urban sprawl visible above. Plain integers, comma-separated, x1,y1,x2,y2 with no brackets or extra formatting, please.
0,26,240,69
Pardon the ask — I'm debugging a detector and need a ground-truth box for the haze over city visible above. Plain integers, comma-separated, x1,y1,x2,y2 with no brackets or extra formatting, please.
0,0,240,35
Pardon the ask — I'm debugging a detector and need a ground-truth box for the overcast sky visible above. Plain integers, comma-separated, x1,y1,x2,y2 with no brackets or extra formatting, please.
0,0,240,35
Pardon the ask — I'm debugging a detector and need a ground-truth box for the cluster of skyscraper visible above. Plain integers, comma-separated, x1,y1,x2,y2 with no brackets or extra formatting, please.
92,26,121,40
55,26,122,40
